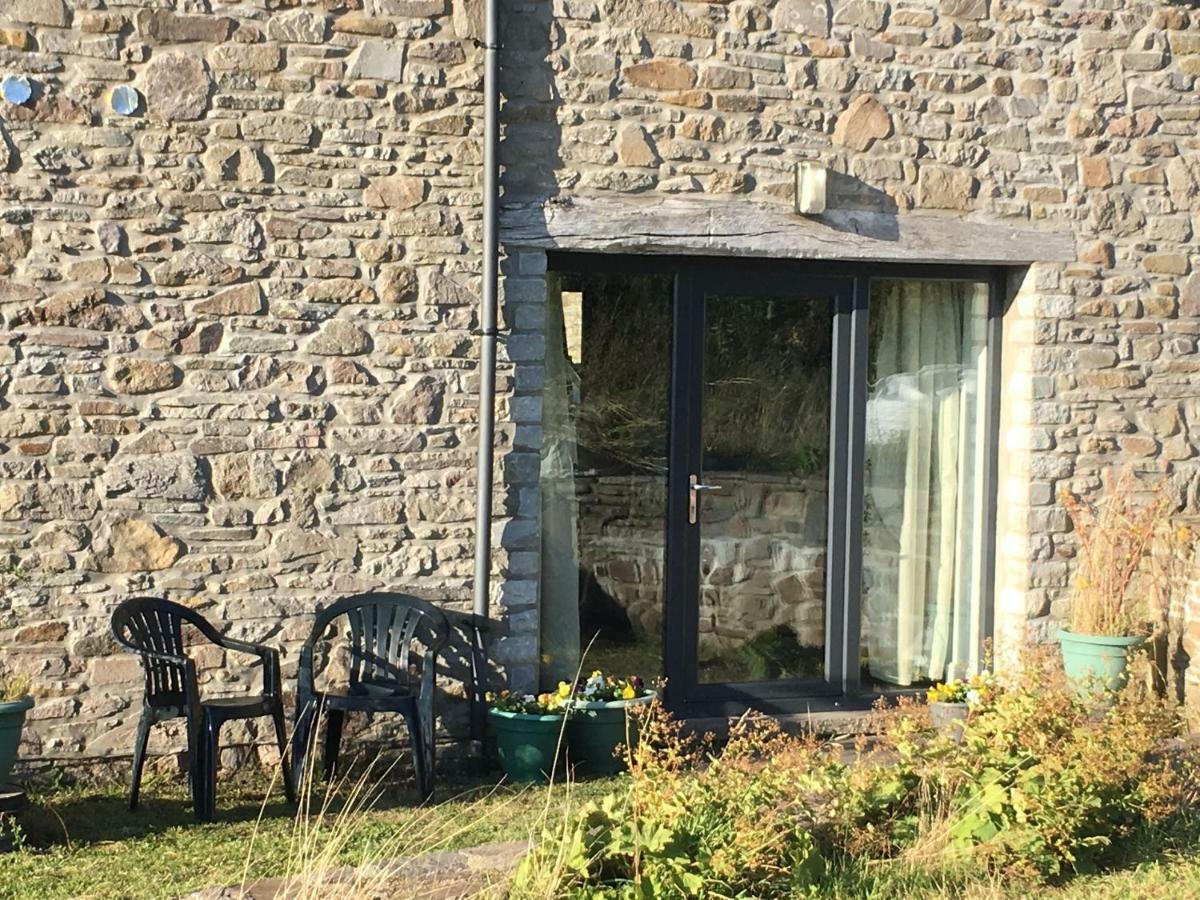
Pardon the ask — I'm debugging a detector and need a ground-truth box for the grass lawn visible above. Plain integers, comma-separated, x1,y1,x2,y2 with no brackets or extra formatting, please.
0,766,617,900
814,841,1200,899
1,765,1198,899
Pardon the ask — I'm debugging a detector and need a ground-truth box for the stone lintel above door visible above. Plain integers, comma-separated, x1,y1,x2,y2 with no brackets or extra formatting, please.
500,197,1076,266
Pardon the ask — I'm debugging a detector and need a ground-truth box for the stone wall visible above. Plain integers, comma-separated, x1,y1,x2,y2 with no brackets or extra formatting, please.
0,0,545,764
497,0,1200,701
1,0,1200,765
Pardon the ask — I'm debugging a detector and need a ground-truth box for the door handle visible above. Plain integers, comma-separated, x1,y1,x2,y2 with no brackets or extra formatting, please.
688,475,722,524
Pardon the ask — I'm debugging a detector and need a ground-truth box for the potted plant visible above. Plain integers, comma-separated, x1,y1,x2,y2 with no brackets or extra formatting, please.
486,689,567,784
926,672,995,742
1057,468,1192,696
563,671,656,776
0,669,31,785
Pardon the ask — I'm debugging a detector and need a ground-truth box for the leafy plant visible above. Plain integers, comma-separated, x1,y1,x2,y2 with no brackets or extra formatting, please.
515,652,1199,896
514,705,828,898
940,654,1191,878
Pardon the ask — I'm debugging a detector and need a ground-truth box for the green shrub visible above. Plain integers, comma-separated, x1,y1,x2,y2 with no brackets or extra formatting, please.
513,654,1198,897
939,659,1192,878
513,708,828,898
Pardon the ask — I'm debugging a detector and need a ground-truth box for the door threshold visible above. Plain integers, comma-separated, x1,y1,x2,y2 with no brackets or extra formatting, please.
681,707,879,739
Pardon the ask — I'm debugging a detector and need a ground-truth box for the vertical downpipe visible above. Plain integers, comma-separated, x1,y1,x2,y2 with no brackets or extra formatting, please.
470,0,501,749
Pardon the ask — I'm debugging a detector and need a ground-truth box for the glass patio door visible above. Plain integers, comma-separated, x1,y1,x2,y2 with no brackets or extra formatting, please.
666,269,856,714
540,253,1001,718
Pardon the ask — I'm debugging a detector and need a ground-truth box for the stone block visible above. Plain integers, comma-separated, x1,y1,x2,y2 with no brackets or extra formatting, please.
348,41,407,82
623,59,697,91
267,9,330,43
103,454,207,502
9,0,69,27
307,319,372,356
135,10,233,43
93,518,184,573
832,95,891,151
142,52,213,122
106,358,181,395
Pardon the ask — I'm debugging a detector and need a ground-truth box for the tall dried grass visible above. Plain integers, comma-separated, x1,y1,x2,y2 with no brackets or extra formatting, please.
1060,467,1193,637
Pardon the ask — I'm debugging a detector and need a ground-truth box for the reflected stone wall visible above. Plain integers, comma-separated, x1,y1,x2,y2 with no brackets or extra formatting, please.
576,472,828,668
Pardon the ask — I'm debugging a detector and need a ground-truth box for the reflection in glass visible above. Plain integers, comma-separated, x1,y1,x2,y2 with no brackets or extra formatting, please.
539,271,672,687
862,279,989,687
697,295,833,684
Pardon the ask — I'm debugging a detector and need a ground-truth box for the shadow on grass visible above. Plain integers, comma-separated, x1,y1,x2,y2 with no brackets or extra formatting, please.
16,766,515,852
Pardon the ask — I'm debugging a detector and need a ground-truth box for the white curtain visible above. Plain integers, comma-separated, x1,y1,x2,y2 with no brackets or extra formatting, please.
539,278,582,687
863,280,988,686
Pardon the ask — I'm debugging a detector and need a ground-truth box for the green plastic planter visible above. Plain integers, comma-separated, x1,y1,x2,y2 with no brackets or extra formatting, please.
0,696,32,784
487,709,566,783
1057,629,1145,695
565,695,654,776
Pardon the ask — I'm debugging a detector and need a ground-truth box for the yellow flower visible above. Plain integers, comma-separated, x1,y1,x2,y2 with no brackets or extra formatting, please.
537,693,552,707
556,682,572,698
621,685,636,700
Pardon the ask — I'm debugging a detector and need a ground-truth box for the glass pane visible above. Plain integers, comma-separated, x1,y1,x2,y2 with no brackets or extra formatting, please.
697,294,833,684
861,279,989,688
539,271,672,688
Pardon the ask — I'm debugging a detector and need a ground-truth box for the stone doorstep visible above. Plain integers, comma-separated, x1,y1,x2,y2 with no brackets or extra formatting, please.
682,708,878,739
186,839,530,900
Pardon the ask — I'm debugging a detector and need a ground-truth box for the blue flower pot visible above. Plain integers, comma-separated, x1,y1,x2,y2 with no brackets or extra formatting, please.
1057,629,1145,695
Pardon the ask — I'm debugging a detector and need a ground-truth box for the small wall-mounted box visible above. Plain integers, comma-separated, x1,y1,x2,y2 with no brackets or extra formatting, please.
795,162,828,215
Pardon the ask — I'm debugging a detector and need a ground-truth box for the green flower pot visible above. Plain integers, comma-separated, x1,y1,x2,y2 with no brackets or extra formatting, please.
0,696,32,784
1057,629,1145,696
565,695,654,776
488,709,566,783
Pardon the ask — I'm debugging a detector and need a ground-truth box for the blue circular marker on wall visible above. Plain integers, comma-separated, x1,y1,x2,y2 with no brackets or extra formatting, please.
110,85,139,116
1,75,32,106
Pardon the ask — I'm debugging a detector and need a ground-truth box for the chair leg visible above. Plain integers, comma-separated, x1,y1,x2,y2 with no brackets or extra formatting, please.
323,709,345,782
186,715,206,821
198,715,220,822
271,704,296,805
291,702,315,804
405,710,433,803
129,709,153,812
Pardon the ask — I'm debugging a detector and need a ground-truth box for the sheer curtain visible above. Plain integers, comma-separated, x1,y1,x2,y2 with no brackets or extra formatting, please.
863,280,988,686
539,277,582,686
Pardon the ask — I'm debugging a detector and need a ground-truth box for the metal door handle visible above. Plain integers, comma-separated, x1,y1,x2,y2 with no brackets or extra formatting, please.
688,475,722,524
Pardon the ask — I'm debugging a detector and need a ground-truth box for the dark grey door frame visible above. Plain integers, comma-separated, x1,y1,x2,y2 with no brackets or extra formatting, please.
546,252,1008,719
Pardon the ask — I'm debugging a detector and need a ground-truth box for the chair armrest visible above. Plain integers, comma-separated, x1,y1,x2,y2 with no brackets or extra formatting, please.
214,637,282,698
216,635,271,658
445,610,495,636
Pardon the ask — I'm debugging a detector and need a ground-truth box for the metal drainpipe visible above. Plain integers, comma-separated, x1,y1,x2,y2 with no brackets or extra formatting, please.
470,0,501,748
473,0,500,626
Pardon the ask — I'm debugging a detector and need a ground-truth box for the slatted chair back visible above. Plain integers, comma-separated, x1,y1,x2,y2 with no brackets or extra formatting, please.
112,597,216,703
306,593,450,694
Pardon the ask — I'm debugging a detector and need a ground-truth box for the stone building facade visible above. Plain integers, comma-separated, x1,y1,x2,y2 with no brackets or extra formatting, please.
0,0,1198,764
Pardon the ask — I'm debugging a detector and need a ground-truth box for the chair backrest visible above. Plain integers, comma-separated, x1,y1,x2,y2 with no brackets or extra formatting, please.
305,592,450,692
111,597,219,702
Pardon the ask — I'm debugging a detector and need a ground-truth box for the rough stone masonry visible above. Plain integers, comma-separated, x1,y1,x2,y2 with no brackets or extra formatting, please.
0,0,1198,766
